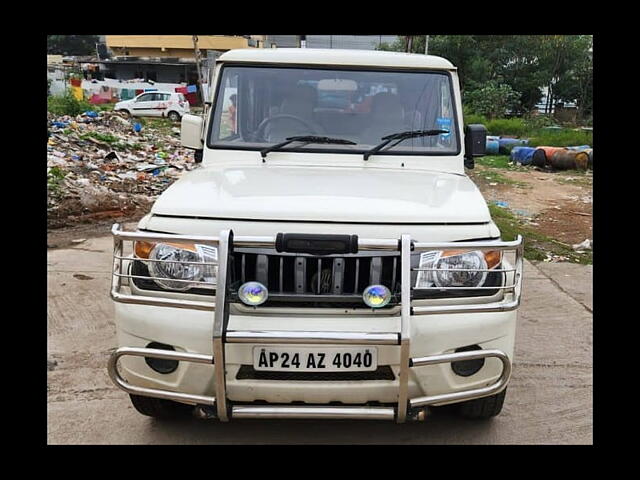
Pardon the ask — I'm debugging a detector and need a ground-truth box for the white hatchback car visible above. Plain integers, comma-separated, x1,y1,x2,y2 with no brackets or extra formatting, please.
114,91,190,121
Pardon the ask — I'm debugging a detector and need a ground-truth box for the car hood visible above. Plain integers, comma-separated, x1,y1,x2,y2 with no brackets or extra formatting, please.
151,164,491,224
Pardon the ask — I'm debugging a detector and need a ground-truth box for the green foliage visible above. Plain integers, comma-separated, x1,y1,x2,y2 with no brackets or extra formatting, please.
48,90,91,116
475,155,512,169
464,82,521,120
385,35,592,121
47,167,67,196
485,118,527,136
528,129,592,148
80,132,119,144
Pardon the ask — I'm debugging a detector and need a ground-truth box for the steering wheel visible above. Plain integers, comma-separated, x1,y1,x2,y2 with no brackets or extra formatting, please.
254,114,323,141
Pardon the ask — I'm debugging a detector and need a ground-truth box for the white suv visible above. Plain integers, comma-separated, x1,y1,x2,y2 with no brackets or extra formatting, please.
108,49,523,424
114,91,190,121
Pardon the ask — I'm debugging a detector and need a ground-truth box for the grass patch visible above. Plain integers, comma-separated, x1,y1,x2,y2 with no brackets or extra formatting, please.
481,170,525,186
485,118,528,137
144,118,175,133
80,132,119,144
528,128,592,148
48,91,92,116
475,155,512,169
554,174,592,187
489,204,591,264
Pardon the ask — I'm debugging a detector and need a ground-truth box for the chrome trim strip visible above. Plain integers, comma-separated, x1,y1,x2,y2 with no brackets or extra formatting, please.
231,405,396,420
110,290,216,311
225,330,400,345
212,229,232,421
107,347,215,406
409,349,511,408
411,299,519,315
111,224,220,245
396,234,412,423
413,235,523,251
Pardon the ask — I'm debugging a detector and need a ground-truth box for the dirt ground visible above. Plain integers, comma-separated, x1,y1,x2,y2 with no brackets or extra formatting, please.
470,166,593,247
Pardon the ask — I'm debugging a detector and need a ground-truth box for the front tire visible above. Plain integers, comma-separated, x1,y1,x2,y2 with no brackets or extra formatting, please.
129,394,193,419
457,389,507,419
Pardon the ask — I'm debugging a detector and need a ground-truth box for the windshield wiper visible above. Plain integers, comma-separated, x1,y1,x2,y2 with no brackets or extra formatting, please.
363,129,449,161
260,135,356,161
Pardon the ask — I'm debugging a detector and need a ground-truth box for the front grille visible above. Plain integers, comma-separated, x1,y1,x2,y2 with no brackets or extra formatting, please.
229,248,401,308
236,365,396,381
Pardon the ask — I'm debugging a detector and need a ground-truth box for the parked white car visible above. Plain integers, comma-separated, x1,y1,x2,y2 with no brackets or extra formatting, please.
108,49,523,424
114,91,190,121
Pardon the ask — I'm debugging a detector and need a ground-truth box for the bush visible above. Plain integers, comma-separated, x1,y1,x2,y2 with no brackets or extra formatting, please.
485,118,528,137
464,82,521,120
47,90,91,116
528,128,593,147
464,113,488,126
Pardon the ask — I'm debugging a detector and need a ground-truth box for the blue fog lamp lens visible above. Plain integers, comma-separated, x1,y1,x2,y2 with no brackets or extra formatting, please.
362,285,391,308
238,281,268,306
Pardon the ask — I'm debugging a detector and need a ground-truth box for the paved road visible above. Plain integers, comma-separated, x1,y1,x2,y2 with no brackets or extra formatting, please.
47,236,592,444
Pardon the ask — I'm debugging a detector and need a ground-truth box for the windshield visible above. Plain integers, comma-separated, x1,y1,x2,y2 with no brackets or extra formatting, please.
209,65,459,155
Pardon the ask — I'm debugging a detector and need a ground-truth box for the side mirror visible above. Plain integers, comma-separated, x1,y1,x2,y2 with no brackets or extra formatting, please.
181,114,204,159
464,124,488,170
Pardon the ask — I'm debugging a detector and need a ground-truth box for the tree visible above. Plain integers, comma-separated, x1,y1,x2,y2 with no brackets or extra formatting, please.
377,35,592,120
464,81,521,119
47,35,99,56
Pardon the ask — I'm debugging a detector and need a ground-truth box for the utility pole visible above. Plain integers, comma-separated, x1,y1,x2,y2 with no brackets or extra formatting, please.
192,35,205,106
425,35,429,55
406,36,413,52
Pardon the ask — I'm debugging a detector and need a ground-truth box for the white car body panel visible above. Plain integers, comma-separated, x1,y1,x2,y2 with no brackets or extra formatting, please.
114,91,190,119
150,163,491,224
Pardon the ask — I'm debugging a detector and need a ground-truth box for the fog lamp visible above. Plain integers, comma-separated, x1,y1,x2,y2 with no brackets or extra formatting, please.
362,285,391,308
238,281,268,306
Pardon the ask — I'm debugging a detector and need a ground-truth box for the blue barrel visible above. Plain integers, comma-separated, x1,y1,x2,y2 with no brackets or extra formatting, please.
510,146,537,165
486,138,500,155
498,138,529,154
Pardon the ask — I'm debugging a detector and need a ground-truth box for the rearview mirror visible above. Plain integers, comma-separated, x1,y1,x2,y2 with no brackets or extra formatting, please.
464,124,488,169
181,114,204,153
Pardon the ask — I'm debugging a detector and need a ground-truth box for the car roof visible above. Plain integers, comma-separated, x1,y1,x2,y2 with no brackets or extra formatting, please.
218,48,456,70
140,91,177,95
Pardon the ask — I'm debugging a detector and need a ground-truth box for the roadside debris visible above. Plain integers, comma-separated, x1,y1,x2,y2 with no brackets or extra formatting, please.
572,239,592,251
47,110,197,228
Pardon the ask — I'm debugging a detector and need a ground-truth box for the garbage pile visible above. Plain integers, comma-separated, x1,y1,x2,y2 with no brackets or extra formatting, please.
47,110,196,228
486,135,593,171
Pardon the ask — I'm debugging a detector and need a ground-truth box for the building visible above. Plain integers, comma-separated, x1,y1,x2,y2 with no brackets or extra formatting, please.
265,35,399,49
105,35,263,59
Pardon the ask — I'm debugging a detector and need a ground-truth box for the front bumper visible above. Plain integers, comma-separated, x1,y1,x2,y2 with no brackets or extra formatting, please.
108,225,523,422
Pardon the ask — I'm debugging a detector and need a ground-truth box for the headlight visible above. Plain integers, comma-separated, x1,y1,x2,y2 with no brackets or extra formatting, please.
415,250,501,289
135,241,217,291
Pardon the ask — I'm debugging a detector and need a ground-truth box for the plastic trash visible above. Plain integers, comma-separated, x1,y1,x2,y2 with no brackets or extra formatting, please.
133,123,142,133
572,239,592,251
84,110,99,118
494,201,509,208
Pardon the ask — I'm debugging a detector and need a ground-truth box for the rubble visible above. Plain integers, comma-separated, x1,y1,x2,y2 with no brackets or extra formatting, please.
47,110,197,228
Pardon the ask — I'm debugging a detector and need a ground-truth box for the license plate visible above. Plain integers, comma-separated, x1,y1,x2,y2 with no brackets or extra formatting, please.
253,346,377,372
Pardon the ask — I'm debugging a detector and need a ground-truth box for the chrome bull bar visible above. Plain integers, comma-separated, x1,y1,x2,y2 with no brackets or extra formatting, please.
108,224,523,422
